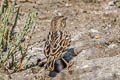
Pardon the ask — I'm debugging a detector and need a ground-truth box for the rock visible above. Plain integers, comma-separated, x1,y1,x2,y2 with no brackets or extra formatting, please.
108,43,118,49
88,29,99,33
108,1,115,6
65,3,72,7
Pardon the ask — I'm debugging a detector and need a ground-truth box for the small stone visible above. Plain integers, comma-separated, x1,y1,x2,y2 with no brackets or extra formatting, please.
54,10,58,13
27,0,35,3
108,44,118,49
18,0,26,2
95,35,101,39
101,26,108,30
88,29,99,33
70,22,73,24
108,1,115,6
108,24,112,27
57,12,62,16
81,63,98,72
65,3,72,7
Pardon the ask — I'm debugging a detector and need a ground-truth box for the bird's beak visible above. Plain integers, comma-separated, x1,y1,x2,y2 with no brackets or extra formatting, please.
64,17,67,20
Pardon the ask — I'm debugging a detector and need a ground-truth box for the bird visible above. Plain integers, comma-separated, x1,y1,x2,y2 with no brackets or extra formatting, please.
44,16,72,71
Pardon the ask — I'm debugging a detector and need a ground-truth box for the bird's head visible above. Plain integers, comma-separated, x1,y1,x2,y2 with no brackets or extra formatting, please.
51,16,67,31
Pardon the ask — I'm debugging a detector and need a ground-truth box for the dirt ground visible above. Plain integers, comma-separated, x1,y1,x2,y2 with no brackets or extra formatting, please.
1,0,120,80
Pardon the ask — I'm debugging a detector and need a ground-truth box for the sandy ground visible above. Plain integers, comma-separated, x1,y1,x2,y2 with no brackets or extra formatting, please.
1,0,120,80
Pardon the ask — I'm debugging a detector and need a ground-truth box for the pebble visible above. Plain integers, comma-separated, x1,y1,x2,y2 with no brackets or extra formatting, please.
108,43,118,49
88,29,99,33
65,3,72,7
95,35,101,39
57,12,62,16
108,1,115,6
81,63,98,72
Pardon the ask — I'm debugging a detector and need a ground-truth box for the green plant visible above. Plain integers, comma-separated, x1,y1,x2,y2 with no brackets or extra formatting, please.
0,0,37,73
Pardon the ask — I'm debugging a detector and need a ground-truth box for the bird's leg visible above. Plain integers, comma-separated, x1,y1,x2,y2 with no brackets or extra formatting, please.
61,58,73,69
45,56,56,71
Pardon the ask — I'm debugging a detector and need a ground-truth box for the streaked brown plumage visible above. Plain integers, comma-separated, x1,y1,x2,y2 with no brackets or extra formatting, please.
44,16,72,71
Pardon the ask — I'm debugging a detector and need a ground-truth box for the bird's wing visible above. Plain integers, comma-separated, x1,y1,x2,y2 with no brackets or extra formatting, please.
44,31,71,59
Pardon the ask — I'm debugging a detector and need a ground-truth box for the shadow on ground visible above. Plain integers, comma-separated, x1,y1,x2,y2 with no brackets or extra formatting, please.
49,48,77,77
